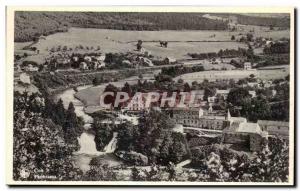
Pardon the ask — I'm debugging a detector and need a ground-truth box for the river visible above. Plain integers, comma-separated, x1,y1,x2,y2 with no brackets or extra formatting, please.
55,85,120,172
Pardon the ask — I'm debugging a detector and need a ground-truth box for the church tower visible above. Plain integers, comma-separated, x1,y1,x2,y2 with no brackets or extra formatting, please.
226,109,231,121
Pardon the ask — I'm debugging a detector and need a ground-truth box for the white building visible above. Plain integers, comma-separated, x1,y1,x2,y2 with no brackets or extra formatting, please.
216,89,230,100
79,62,88,70
84,56,92,62
96,55,106,62
140,57,153,67
208,96,217,103
244,62,252,70
24,64,39,72
19,73,31,84
248,90,257,98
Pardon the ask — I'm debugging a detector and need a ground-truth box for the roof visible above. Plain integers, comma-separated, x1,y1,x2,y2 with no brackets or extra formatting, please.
237,122,262,134
230,117,247,123
216,89,230,94
257,120,289,127
224,122,262,134
191,90,205,95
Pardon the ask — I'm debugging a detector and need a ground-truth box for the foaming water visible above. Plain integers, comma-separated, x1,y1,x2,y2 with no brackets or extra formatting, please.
75,132,105,155
103,132,118,153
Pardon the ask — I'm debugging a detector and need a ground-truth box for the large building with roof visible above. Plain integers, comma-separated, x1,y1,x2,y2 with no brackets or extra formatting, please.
170,107,229,130
170,107,270,151
222,120,267,152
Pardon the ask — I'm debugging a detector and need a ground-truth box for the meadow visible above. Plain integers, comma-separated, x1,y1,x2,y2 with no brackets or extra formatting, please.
174,66,290,83
14,27,290,62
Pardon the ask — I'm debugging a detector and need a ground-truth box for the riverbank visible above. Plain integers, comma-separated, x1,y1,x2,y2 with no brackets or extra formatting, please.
55,85,124,173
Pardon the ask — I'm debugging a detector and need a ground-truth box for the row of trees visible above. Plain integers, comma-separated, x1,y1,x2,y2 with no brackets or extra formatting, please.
263,41,290,54
160,65,205,78
188,47,250,60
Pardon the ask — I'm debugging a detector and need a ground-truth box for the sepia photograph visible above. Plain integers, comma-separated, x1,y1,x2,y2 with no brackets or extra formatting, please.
6,7,295,186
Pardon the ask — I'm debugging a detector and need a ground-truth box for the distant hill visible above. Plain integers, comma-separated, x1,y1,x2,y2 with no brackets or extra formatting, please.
14,12,290,42
14,12,228,42
211,13,290,28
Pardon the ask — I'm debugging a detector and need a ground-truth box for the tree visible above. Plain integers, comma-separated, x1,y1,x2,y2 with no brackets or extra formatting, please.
138,73,143,79
117,122,140,151
38,64,44,72
204,87,216,101
13,92,83,181
54,98,66,126
241,97,271,122
121,82,133,97
137,40,143,51
131,167,145,181
92,77,101,86
84,164,117,181
64,102,82,144
93,122,113,151
62,45,68,51
246,33,254,42
249,137,289,182
183,82,191,92
227,87,251,106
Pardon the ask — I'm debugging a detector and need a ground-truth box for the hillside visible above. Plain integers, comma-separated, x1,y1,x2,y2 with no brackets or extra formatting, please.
15,12,228,42
205,13,290,28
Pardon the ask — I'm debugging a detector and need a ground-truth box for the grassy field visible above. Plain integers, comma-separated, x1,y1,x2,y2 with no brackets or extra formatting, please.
174,66,290,83
75,72,157,106
14,27,290,62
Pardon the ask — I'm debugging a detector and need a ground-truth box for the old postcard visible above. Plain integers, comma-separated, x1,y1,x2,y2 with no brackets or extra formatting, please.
6,6,295,186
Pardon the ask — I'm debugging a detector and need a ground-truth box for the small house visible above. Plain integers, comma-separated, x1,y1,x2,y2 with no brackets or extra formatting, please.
96,55,106,62
208,96,217,103
164,57,176,65
84,56,92,62
79,62,88,70
140,57,153,67
216,89,230,100
19,73,31,84
244,62,252,70
248,90,257,98
24,64,39,72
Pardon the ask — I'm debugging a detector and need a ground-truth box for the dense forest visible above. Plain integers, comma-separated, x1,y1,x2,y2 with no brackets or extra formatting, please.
236,14,290,28
15,12,228,42
212,13,290,28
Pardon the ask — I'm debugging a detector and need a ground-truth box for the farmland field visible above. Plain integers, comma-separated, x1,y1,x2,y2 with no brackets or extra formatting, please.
14,27,290,62
75,72,158,107
174,65,290,83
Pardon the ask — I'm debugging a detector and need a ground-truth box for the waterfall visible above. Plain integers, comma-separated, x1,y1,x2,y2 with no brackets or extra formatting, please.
104,132,118,153
76,131,105,155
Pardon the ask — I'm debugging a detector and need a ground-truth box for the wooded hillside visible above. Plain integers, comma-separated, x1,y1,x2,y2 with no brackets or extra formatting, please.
15,12,228,42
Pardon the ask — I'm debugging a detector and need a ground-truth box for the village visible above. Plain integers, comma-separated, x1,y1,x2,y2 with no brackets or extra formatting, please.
14,30,290,155
12,11,292,182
